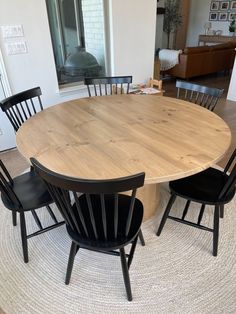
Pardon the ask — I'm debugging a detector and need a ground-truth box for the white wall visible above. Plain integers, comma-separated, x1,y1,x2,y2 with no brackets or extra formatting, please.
0,1,84,105
109,0,156,83
0,0,157,97
0,0,157,150
187,0,232,47
0,0,84,151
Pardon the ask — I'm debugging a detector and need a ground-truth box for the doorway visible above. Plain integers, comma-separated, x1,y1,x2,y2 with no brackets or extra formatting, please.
154,0,190,80
0,49,15,151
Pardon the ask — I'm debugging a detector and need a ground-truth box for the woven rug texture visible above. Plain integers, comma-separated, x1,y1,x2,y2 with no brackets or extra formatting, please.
0,184,236,314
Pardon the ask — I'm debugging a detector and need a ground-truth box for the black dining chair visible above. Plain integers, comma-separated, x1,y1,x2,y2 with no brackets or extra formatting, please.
156,149,236,257
0,160,64,263
84,76,132,97
176,80,224,111
0,87,43,132
31,157,145,301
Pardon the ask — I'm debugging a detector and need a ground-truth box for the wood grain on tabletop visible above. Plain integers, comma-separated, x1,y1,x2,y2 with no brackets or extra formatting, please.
16,94,231,184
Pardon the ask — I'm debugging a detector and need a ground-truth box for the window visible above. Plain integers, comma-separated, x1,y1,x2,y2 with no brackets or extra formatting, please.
46,0,107,86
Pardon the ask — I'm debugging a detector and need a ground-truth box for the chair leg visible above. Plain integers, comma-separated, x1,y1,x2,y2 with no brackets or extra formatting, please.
197,204,205,225
31,209,43,230
12,211,17,226
120,247,132,301
181,200,191,220
20,211,28,263
128,236,138,269
138,229,145,246
46,205,58,223
213,205,220,257
156,194,176,236
220,205,224,219
65,241,79,285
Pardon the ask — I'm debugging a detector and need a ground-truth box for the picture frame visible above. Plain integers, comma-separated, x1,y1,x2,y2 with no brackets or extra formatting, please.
229,12,236,21
209,12,218,21
220,1,229,10
231,1,236,10
219,12,228,21
210,1,219,10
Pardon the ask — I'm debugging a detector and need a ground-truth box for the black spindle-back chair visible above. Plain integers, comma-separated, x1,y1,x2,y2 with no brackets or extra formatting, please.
156,149,236,256
0,160,64,263
31,157,145,301
176,80,224,112
84,76,132,97
0,87,43,132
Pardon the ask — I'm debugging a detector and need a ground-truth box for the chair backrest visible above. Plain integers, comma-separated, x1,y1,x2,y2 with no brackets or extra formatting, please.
0,160,21,208
176,80,224,111
31,157,145,242
0,87,43,132
148,78,163,91
84,76,132,97
218,149,236,200
153,58,161,80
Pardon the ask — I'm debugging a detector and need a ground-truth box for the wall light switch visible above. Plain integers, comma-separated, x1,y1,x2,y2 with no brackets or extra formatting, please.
1,25,24,38
5,41,28,55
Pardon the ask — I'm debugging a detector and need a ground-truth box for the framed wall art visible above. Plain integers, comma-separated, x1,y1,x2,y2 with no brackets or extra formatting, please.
220,1,230,11
229,12,236,21
219,12,228,21
209,12,218,21
231,1,236,10
211,1,219,11
210,0,235,21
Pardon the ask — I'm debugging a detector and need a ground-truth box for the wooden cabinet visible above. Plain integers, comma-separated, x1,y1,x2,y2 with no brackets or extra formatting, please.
198,34,236,46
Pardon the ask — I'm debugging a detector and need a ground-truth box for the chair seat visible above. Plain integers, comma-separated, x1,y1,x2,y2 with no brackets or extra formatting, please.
1,169,53,211
67,194,143,250
170,168,235,205
157,150,236,257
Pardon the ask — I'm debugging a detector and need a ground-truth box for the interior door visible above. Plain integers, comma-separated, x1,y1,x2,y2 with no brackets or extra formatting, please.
0,56,15,151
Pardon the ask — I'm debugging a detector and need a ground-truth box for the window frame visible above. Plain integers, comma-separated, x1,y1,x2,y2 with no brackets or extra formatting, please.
46,0,111,89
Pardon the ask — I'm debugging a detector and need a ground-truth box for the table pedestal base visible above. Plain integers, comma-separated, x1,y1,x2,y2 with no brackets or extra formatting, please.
136,184,160,220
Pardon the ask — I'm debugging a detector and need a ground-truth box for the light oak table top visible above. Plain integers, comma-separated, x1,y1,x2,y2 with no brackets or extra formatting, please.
16,95,231,184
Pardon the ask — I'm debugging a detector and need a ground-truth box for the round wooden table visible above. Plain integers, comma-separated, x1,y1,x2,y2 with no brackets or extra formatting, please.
16,95,231,220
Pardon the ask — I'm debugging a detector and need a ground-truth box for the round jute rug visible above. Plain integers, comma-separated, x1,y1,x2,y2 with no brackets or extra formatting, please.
0,184,236,314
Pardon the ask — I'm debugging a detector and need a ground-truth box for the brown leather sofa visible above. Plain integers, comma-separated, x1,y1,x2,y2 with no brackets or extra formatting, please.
164,42,236,79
